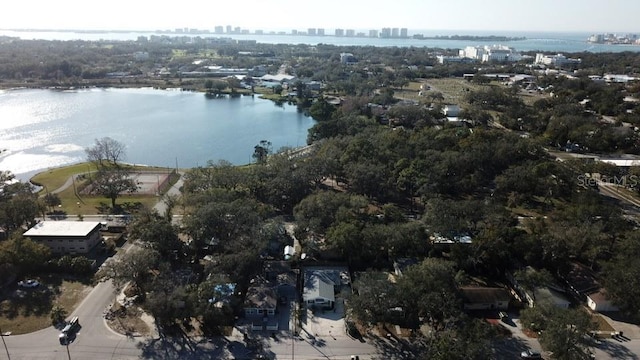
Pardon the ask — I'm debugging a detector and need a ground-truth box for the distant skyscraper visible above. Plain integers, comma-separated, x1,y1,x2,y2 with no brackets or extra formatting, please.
335,28,344,37
226,25,232,34
346,29,355,37
255,29,264,35
380,28,391,38
369,29,379,38
392,28,399,38
214,26,224,34
291,29,298,35
234,27,241,34
317,28,325,36
308,28,317,36
400,28,408,38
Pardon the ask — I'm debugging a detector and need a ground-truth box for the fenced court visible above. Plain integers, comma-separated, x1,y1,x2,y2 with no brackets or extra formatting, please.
130,170,176,195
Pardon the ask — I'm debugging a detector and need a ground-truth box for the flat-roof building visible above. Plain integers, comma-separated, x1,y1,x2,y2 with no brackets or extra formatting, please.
24,221,103,255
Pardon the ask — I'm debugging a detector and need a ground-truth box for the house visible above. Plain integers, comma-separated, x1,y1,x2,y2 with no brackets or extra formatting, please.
442,105,461,117
563,262,619,313
534,287,571,309
393,258,418,277
460,287,510,310
23,221,103,255
586,288,618,312
303,275,335,309
303,266,350,309
339,53,357,64
243,277,278,331
507,269,571,309
243,278,277,317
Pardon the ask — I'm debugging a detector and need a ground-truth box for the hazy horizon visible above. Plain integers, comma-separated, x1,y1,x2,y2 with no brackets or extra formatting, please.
3,0,638,34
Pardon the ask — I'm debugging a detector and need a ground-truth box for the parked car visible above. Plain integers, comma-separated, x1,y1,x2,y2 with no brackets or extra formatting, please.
18,279,40,288
521,349,542,359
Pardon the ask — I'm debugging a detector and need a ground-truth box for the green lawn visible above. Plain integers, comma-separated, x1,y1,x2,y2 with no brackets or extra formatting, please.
31,162,173,215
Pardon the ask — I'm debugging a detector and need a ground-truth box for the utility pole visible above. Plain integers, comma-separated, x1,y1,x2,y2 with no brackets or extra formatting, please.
65,341,71,360
0,324,11,360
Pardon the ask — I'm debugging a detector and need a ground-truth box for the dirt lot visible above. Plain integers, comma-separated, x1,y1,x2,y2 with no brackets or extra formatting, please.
0,276,92,335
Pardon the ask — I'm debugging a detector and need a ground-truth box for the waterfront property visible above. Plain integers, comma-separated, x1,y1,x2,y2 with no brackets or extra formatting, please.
24,221,103,255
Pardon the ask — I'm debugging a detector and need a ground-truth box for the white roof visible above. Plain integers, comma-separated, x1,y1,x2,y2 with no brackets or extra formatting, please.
260,74,296,82
24,221,101,237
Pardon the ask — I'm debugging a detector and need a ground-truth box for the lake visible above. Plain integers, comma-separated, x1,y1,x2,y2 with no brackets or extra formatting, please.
0,88,315,181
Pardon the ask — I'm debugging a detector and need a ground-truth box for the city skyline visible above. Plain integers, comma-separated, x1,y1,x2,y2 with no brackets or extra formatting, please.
2,0,639,34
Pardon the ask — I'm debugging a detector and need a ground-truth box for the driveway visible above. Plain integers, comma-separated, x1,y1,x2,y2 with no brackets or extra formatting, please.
493,311,545,359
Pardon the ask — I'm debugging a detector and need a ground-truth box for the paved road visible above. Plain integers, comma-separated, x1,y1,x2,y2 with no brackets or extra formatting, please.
3,280,144,360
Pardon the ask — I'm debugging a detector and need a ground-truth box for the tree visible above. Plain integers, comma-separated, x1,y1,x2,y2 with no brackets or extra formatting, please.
50,305,67,325
348,271,398,325
43,192,62,213
395,258,462,328
85,137,127,167
129,210,182,259
603,232,640,320
96,246,159,291
0,236,52,274
308,97,336,122
93,167,138,209
520,303,595,360
252,140,272,164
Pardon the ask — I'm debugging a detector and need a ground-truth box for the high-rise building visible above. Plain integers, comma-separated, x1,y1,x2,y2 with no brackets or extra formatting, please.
255,30,264,35
292,29,298,35
380,28,391,38
346,29,355,37
335,28,344,37
226,25,232,34
400,28,408,38
317,28,325,36
214,26,224,34
369,29,379,38
234,27,241,34
391,28,399,38
308,28,317,36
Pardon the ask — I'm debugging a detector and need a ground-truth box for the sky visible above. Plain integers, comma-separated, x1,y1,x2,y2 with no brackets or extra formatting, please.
2,0,638,34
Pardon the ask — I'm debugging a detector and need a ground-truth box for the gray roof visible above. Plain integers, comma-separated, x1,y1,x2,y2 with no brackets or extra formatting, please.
303,275,335,302
24,221,101,237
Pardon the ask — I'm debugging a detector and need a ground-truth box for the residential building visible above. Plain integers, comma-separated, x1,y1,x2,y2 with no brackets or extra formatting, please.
214,26,224,34
442,104,461,117
308,28,316,36
369,29,378,38
340,53,358,64
563,262,619,313
335,28,344,37
346,29,356,37
317,28,325,36
24,221,103,255
303,267,350,310
243,277,277,322
226,25,232,34
400,28,408,38
460,287,510,310
380,28,392,38
391,28,399,38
